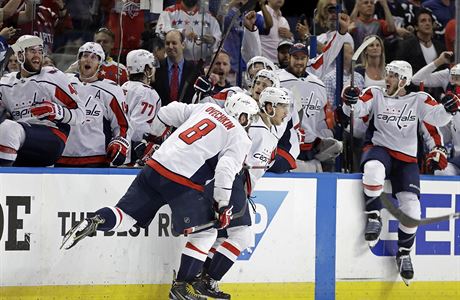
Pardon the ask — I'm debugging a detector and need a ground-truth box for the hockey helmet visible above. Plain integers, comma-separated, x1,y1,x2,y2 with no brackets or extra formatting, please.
77,42,105,63
224,92,259,128
253,69,280,88
126,49,158,74
259,87,291,116
450,63,460,77
11,35,43,54
385,60,412,86
244,56,277,87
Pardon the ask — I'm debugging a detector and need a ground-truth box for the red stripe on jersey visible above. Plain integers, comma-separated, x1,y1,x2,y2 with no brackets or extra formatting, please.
50,128,68,143
322,33,336,53
310,55,324,70
362,144,373,152
209,247,217,254
146,159,205,192
424,95,438,106
186,242,207,255
55,86,78,109
0,144,17,154
277,148,297,169
423,121,442,146
221,241,241,256
56,155,108,165
361,89,373,102
386,148,417,163
109,98,129,138
363,183,383,191
362,115,369,123
300,143,314,151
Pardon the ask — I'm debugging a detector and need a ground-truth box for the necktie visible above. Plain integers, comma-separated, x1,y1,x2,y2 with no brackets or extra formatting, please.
170,63,179,102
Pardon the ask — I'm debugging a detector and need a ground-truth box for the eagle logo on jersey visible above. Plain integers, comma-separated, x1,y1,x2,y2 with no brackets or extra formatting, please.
376,103,416,130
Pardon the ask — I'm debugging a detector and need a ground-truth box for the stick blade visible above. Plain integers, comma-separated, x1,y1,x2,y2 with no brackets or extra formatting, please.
352,36,377,62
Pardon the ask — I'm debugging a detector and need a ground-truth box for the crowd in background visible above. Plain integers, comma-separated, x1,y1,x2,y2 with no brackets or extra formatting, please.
0,0,458,175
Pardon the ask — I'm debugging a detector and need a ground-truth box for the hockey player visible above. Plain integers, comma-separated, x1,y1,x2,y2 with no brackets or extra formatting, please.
342,60,459,285
193,87,290,299
55,42,130,167
0,35,85,167
60,96,259,300
122,49,162,163
412,51,460,175
243,55,277,89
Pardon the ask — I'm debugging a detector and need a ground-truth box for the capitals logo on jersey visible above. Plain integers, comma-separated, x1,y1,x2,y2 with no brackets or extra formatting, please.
376,103,416,130
301,90,323,117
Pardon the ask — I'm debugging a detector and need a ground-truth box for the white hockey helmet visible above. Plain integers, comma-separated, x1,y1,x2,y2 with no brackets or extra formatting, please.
12,35,43,54
244,56,277,87
253,69,280,88
450,63,460,77
224,92,260,128
77,42,105,63
385,60,412,86
126,49,158,74
259,86,291,114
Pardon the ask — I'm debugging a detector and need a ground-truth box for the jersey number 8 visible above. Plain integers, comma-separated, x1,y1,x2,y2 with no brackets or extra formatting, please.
179,118,216,145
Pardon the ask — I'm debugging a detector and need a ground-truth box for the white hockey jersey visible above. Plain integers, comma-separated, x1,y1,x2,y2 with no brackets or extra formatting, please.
57,75,130,165
122,80,161,142
147,102,251,202
343,87,453,161
156,3,222,62
245,116,278,193
0,67,85,128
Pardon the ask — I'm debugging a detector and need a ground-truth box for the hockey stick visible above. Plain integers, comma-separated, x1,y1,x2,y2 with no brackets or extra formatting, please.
183,198,248,235
381,192,460,228
192,0,257,103
347,36,376,172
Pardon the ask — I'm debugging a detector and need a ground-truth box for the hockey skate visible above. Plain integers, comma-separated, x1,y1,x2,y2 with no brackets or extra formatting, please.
169,280,207,300
396,252,414,286
193,274,231,300
60,215,104,250
364,211,382,248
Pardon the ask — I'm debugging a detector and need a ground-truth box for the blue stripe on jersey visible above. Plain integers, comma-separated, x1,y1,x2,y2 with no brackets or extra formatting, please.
277,118,294,151
190,153,219,185
364,116,376,147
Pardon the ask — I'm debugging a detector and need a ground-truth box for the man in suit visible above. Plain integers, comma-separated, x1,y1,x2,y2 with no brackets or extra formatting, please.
153,29,203,105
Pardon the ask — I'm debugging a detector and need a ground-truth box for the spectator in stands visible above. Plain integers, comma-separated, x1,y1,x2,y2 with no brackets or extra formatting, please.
156,0,222,63
66,27,129,84
5,53,19,73
153,29,204,105
209,51,232,93
277,39,292,68
257,0,293,64
422,0,455,28
395,9,446,75
0,0,23,24
355,35,386,89
43,54,55,67
349,0,396,48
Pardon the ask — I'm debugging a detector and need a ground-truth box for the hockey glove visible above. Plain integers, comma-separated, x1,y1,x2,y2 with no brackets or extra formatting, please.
342,86,360,106
440,92,460,114
216,205,233,229
133,138,160,166
425,146,448,173
194,76,215,95
107,136,130,166
31,101,64,122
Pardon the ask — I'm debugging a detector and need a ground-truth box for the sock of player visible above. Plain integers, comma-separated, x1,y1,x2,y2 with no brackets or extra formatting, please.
364,194,383,213
0,158,14,166
207,240,242,281
94,206,136,232
398,229,416,251
203,237,226,272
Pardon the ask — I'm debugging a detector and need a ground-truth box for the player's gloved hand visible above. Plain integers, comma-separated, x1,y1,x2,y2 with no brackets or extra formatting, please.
194,76,214,94
107,136,130,166
335,105,350,128
216,204,233,229
440,92,460,114
31,101,64,122
425,146,448,173
342,86,360,106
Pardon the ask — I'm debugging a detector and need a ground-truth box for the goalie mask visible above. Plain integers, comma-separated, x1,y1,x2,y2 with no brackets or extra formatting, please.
224,92,260,128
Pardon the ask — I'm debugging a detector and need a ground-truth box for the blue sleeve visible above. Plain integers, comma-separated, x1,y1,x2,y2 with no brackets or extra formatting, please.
255,14,270,35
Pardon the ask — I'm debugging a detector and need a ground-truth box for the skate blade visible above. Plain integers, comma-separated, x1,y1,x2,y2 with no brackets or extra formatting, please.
402,277,411,286
59,220,86,250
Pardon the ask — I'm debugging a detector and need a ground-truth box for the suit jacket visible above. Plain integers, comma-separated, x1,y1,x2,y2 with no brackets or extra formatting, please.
153,58,203,105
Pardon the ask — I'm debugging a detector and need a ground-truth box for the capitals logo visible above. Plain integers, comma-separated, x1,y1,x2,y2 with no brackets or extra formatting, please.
376,103,416,130
237,191,287,260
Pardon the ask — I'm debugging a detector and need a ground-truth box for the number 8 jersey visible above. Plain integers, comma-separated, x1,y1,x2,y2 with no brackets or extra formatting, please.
147,102,252,191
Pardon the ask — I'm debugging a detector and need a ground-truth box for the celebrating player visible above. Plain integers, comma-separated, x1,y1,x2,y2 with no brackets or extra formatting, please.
342,60,459,285
194,87,290,299
0,35,85,167
61,95,259,300
55,42,130,167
